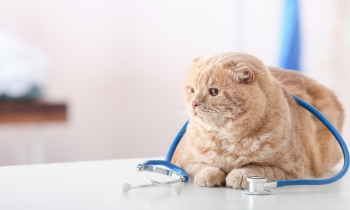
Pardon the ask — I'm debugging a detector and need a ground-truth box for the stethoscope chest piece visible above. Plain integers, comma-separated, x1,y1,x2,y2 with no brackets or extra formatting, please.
242,176,271,195
121,160,188,194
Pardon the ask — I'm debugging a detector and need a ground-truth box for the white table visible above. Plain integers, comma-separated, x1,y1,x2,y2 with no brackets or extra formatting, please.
0,157,349,210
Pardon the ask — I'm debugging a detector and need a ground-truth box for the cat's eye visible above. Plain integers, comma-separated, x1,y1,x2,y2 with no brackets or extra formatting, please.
189,87,195,93
209,88,220,96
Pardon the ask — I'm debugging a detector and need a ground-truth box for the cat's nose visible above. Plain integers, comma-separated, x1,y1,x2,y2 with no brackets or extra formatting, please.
192,101,199,109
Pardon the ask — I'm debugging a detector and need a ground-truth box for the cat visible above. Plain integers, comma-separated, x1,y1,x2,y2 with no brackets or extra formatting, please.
172,52,344,189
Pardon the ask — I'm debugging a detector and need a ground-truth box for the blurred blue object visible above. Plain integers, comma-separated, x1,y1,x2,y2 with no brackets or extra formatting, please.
279,0,301,71
0,29,49,100
0,86,41,100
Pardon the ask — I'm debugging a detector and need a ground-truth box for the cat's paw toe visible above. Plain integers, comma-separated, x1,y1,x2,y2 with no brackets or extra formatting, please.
225,169,250,189
194,167,226,187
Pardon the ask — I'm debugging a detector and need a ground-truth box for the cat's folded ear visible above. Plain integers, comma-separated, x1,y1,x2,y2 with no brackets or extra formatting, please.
234,66,254,83
193,57,202,62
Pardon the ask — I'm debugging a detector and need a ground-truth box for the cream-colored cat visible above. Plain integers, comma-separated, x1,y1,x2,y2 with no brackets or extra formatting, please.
172,52,344,189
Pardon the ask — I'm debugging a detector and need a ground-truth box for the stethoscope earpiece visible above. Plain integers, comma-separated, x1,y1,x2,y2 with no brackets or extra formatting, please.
121,182,131,192
171,183,183,194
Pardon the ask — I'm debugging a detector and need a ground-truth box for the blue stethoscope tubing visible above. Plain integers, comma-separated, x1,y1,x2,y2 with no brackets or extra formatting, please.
277,95,349,187
136,120,189,182
138,94,349,187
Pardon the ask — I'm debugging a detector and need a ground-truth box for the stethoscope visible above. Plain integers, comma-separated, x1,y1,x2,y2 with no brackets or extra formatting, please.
121,95,349,195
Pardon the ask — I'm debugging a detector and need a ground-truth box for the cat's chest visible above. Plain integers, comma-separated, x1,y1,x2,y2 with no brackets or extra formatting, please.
188,131,273,172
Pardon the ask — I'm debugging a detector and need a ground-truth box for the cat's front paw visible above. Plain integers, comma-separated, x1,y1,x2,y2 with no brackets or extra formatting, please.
226,168,253,189
194,167,226,187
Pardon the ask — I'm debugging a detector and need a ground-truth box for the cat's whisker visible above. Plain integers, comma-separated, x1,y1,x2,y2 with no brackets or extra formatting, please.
163,110,189,123
168,110,188,117
161,117,188,124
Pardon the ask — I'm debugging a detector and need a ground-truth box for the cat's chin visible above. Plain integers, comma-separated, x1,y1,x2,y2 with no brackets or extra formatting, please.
190,115,224,131
189,109,228,130
193,118,215,131
191,109,211,119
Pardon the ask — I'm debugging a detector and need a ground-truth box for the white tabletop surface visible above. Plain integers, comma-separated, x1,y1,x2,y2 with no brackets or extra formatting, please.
0,157,349,210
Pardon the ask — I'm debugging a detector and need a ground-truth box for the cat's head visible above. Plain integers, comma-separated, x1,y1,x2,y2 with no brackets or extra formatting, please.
184,52,274,130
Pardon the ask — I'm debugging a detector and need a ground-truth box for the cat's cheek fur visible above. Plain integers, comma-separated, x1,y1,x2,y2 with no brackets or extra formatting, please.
194,167,226,187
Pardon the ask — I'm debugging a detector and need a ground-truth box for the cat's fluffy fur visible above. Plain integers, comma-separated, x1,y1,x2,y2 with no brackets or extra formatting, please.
172,52,344,189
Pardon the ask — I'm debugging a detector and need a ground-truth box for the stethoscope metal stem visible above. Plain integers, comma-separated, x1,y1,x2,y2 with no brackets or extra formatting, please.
242,176,276,195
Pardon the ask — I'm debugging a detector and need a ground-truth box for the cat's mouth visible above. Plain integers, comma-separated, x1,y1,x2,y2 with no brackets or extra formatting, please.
192,107,200,116
191,107,224,124
192,107,208,118
193,106,203,116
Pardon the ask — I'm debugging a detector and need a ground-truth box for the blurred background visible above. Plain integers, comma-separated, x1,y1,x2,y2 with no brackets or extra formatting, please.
0,0,349,166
